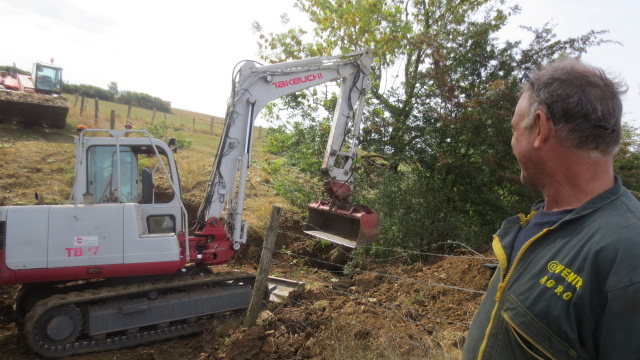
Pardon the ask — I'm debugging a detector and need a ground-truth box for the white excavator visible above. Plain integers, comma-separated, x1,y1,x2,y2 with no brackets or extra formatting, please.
0,49,379,357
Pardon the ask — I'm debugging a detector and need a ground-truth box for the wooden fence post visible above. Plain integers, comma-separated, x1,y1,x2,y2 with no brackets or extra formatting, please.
80,96,86,116
73,94,79,108
94,97,99,125
151,108,156,123
127,105,132,120
110,110,116,130
244,205,281,327
193,117,196,129
210,116,215,134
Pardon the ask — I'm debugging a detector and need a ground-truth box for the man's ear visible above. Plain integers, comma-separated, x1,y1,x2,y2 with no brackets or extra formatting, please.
534,110,553,148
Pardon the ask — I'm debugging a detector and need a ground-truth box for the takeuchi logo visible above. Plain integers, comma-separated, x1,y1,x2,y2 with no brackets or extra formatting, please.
272,73,323,89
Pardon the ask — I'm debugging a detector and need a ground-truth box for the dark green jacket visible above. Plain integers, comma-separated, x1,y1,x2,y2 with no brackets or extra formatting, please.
463,177,640,360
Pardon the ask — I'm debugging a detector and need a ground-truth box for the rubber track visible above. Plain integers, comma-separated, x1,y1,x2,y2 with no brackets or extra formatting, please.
24,271,255,358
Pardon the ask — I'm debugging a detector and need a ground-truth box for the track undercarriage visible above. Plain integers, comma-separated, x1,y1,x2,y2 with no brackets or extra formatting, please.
17,270,256,358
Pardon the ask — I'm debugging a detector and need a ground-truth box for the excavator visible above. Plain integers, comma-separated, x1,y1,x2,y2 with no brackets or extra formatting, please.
0,60,69,129
0,49,379,357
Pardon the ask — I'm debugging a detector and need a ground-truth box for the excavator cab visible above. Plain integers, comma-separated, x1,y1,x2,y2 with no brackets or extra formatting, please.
32,62,63,95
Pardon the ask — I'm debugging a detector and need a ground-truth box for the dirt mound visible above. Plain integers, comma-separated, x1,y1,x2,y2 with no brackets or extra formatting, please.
0,91,68,107
0,250,492,359
207,251,491,359
0,91,69,128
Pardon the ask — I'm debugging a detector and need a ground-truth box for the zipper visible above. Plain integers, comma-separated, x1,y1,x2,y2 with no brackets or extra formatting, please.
496,227,550,300
477,220,552,360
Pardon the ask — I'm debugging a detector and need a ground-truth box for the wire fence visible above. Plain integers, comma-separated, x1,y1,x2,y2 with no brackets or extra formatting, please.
253,210,497,335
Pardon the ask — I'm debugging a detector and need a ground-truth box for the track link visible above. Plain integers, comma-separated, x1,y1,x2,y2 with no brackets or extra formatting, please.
24,271,255,358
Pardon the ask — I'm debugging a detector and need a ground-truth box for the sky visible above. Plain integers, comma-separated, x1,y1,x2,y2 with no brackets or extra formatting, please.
1,0,638,126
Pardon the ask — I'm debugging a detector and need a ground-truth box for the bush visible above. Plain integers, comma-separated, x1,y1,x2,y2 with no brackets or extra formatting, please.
116,91,171,113
60,82,170,113
0,65,30,75
62,83,114,101
147,121,192,150
258,158,319,209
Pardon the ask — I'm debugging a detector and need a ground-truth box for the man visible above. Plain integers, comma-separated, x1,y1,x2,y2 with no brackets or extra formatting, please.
462,58,639,359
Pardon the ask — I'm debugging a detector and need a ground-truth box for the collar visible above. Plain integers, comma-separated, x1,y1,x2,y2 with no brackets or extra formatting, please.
529,175,623,220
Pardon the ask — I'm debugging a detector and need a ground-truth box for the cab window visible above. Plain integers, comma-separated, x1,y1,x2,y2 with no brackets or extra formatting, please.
86,145,176,204
87,146,138,203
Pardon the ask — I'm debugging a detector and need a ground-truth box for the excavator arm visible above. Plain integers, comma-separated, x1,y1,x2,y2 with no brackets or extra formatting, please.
195,49,378,252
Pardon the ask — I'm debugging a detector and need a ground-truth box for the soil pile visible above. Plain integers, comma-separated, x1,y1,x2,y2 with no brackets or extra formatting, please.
0,248,492,360
0,91,68,107
207,251,491,360
0,91,68,129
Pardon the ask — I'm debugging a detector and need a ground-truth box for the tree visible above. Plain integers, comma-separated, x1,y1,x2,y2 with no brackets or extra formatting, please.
255,0,619,253
615,123,640,195
108,81,119,97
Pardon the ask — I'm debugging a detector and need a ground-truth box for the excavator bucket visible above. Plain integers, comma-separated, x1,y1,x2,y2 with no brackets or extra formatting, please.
0,91,68,129
304,200,381,248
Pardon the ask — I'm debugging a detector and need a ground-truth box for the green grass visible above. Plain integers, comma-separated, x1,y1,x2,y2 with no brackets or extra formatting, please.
0,98,276,227
62,94,224,136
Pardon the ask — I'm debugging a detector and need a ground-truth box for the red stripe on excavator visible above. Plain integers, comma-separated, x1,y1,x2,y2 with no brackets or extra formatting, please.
0,250,183,285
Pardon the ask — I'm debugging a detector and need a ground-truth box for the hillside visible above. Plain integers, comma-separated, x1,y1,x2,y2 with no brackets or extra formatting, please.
0,104,493,359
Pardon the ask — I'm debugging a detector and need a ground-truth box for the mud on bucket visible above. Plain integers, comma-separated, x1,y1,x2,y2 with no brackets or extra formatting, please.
304,201,381,248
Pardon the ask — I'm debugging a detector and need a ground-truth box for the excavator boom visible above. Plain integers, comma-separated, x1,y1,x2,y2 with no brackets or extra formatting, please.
198,48,380,250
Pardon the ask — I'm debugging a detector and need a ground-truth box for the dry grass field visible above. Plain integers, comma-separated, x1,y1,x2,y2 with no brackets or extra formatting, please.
0,101,490,359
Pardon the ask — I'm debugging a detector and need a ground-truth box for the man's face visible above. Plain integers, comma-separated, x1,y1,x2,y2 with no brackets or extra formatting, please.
511,94,539,189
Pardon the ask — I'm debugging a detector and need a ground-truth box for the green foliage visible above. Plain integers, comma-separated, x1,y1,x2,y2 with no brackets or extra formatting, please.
256,0,619,255
265,120,329,176
259,158,319,209
147,120,169,139
262,87,337,184
0,65,30,75
108,81,119,97
147,121,193,150
175,136,193,149
615,123,640,194
60,82,170,113
262,121,327,209
62,83,115,101
116,90,171,113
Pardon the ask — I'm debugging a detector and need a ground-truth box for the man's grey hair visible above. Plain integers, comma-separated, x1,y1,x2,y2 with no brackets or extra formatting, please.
521,58,627,155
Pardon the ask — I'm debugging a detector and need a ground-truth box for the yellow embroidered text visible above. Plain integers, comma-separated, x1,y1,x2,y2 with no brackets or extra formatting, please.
547,260,583,290
539,276,574,301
